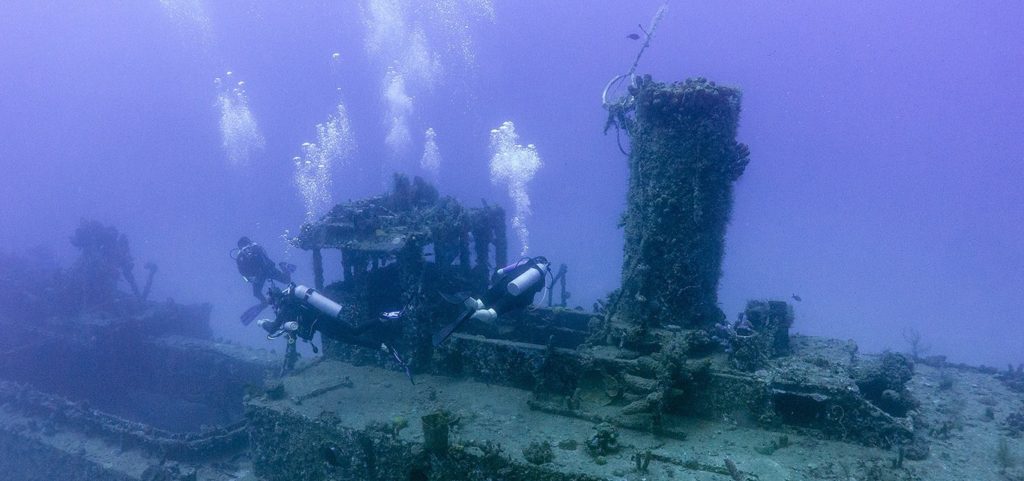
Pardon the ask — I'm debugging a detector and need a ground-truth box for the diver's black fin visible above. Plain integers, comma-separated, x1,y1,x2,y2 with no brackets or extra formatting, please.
240,302,268,326
439,291,471,305
432,310,472,347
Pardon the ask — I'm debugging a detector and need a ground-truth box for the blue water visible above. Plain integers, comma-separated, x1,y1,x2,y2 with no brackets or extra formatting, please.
1,0,1021,366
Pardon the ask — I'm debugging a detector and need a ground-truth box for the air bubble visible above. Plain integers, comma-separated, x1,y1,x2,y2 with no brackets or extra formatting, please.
215,74,264,166
489,121,542,256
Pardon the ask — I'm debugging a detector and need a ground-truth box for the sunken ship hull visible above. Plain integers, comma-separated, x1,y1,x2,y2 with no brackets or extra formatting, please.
1,77,1021,481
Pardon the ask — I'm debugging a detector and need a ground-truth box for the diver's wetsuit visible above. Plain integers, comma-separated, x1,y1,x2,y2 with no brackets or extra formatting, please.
264,285,410,379
266,287,398,351
236,243,291,303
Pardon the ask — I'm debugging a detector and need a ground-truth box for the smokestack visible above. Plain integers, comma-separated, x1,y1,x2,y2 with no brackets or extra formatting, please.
617,76,750,329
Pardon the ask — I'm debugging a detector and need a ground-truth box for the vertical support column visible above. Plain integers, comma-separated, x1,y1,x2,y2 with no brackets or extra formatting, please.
458,228,471,271
312,248,324,290
397,240,430,370
492,206,508,270
343,249,354,282
617,76,750,329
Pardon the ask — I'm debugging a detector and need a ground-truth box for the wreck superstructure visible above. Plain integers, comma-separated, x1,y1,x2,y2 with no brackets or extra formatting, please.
240,77,940,481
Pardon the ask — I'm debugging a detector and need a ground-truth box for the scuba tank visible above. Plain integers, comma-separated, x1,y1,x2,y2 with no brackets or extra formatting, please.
506,258,549,296
288,284,344,319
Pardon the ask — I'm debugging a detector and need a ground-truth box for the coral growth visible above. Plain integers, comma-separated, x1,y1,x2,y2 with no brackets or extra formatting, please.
585,423,620,457
727,300,794,371
1006,404,1024,438
522,440,554,465
854,351,918,417
998,364,1024,393
615,76,750,329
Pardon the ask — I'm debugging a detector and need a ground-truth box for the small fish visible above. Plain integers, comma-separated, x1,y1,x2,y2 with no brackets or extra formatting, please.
626,33,641,40
791,294,802,302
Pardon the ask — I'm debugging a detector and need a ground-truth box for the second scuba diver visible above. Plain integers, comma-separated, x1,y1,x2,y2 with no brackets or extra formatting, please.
231,236,296,325
433,256,551,346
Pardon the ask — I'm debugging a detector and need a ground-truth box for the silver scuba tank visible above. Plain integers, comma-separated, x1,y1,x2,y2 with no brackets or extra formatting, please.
289,285,344,319
506,262,549,296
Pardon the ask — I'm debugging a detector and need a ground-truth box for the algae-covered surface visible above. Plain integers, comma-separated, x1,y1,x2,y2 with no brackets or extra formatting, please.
245,356,1023,481
4,348,1020,480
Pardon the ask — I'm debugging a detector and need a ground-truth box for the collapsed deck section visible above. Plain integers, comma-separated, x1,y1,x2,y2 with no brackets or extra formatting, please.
0,302,277,481
437,330,914,447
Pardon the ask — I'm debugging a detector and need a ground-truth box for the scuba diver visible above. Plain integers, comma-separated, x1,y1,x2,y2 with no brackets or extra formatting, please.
433,256,551,346
258,283,413,381
231,236,295,325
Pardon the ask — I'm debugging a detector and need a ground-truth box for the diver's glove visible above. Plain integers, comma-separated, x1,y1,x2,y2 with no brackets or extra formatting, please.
256,318,280,335
379,310,404,324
